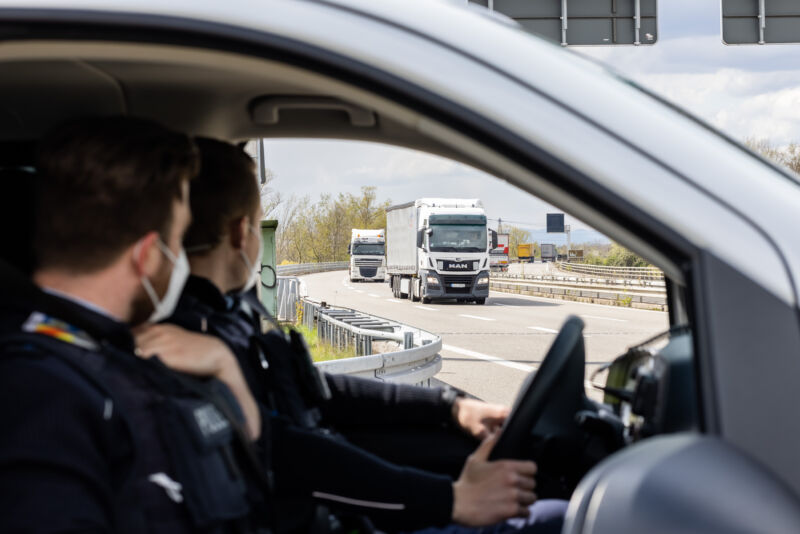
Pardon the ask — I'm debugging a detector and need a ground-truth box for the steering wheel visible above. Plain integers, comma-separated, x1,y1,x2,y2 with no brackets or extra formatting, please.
490,315,589,464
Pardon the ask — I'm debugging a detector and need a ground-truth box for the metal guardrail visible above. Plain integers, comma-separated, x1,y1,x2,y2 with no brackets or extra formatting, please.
274,268,441,386
490,279,667,310
555,261,664,281
301,298,442,387
276,262,349,276
492,273,666,290
276,276,304,322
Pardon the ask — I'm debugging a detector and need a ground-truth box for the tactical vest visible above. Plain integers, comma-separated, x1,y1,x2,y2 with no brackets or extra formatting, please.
171,291,331,430
0,312,271,534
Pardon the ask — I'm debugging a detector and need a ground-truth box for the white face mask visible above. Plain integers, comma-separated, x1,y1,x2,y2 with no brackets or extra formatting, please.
239,223,263,294
141,238,190,322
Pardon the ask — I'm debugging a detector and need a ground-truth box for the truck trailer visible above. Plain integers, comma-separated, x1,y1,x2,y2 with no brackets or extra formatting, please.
541,243,557,262
385,198,492,304
517,243,535,263
348,229,386,282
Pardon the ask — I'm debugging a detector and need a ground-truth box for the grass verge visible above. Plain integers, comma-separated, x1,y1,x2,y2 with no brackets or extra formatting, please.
288,324,356,363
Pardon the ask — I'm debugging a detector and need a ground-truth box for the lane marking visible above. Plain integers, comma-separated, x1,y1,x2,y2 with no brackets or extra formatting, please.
581,315,628,323
493,302,518,307
458,314,496,322
414,305,439,311
386,299,402,303
442,344,534,372
368,293,381,298
528,326,559,333
353,290,364,294
442,344,601,392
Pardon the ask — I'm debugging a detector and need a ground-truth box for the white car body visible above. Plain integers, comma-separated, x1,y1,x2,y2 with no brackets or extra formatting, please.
3,1,800,530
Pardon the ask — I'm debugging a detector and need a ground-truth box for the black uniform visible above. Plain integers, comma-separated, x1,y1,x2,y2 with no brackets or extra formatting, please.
167,276,478,531
0,262,266,533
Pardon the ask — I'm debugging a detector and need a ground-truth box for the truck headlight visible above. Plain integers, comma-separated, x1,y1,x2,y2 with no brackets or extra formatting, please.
476,272,490,286
426,274,439,286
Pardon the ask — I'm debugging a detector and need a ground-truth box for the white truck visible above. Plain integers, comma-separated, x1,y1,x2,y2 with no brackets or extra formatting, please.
385,198,493,304
348,229,386,282
488,231,509,272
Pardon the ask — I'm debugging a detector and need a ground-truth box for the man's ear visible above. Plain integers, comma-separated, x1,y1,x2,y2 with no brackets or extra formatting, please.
132,232,160,277
229,216,249,252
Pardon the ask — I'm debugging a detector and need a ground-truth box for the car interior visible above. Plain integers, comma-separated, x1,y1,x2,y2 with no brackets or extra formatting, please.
0,39,698,508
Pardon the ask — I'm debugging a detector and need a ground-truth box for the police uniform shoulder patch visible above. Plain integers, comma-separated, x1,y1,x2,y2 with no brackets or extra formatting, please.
22,311,99,351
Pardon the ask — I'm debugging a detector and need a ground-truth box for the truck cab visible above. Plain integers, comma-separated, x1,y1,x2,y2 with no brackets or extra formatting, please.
349,229,386,282
386,198,492,304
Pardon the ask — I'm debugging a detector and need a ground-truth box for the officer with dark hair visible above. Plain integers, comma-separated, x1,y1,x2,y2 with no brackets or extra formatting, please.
135,137,566,534
0,118,268,533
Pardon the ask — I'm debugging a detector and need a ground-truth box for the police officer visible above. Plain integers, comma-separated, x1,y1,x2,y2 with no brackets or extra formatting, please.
134,138,565,533
0,118,269,533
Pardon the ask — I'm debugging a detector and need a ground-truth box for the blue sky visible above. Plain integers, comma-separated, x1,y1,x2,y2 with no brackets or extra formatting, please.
265,1,800,237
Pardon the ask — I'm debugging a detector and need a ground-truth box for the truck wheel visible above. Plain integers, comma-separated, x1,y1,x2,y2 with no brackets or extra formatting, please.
475,298,486,305
422,297,431,304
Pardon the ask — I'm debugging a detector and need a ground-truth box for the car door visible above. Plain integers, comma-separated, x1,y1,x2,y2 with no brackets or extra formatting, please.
3,1,800,529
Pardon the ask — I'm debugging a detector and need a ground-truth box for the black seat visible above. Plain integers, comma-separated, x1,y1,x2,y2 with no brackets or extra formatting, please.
0,168,38,274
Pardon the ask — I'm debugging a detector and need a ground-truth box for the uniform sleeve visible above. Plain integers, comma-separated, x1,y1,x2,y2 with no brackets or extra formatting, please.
0,355,116,533
272,417,454,531
323,373,456,428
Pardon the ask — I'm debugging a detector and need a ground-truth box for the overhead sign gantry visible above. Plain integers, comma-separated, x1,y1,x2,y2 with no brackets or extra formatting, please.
722,0,800,44
469,0,657,46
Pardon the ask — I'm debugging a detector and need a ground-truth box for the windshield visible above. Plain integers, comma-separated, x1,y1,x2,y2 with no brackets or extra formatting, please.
429,224,487,252
352,243,385,255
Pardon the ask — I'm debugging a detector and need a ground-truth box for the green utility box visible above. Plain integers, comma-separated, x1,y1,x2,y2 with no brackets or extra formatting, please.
259,219,278,317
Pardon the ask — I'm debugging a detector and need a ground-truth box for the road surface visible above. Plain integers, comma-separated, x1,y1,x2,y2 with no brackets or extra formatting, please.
301,270,669,406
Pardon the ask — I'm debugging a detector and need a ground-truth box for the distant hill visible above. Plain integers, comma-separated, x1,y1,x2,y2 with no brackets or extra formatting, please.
519,228,610,246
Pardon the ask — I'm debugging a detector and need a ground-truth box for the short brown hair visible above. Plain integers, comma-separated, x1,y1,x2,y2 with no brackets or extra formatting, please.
35,116,199,272
183,138,260,252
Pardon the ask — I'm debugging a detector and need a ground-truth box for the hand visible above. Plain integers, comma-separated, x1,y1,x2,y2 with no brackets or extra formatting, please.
451,433,537,526
133,323,232,376
133,324,262,440
452,398,510,440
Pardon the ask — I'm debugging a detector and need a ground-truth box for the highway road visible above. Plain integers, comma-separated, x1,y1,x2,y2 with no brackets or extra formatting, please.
301,270,669,406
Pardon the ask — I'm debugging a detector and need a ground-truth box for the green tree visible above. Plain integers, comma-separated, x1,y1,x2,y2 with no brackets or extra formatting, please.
276,187,391,263
745,138,800,175
506,225,532,259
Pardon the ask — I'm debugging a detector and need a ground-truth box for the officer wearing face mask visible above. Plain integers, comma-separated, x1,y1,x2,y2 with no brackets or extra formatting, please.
135,138,565,534
0,118,269,534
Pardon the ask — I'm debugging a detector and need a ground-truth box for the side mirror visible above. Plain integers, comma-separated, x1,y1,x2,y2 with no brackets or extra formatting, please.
347,244,351,254
417,229,425,249
490,230,498,250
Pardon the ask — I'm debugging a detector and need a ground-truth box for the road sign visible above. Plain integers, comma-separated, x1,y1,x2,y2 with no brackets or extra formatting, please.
547,213,565,233
722,0,800,44
568,249,584,261
469,0,657,46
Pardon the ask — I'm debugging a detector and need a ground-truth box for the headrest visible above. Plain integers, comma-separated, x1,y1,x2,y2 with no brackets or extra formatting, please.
0,168,38,274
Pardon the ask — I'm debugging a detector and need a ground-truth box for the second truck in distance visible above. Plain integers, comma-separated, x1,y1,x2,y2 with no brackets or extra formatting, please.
349,229,386,282
385,198,493,304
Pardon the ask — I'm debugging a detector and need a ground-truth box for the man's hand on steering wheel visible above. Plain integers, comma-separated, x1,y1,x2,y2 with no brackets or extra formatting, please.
452,433,538,526
452,398,510,440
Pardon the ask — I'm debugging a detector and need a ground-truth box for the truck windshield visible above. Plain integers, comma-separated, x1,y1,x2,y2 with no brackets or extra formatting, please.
429,225,487,252
352,243,385,255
